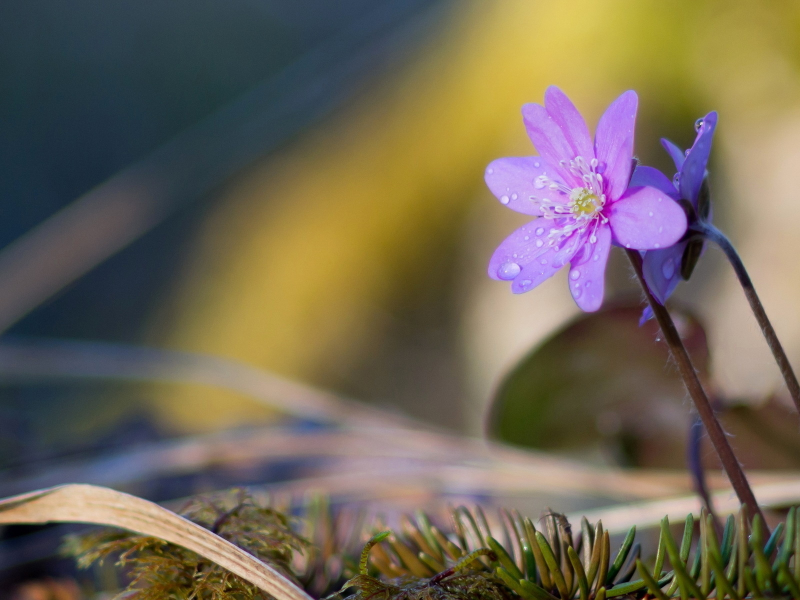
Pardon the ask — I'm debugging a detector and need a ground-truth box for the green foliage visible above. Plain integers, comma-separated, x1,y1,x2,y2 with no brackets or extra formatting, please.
63,489,309,600
65,491,800,600
336,505,800,600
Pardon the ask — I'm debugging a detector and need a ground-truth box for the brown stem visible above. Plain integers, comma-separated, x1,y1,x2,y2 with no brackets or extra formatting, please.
694,221,800,416
626,249,766,527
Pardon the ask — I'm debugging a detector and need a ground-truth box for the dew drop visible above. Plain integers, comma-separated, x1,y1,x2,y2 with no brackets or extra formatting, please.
661,258,675,279
695,117,704,131
684,148,691,157
534,161,540,168
593,254,599,261
573,288,582,299
654,243,660,248
540,258,547,264
570,269,580,280
648,211,653,217
497,262,521,280
585,281,591,288
500,195,510,205
535,239,544,247
625,244,631,248
520,279,532,289
590,235,597,243
536,227,545,236
511,193,518,200
524,236,530,241
487,168,494,174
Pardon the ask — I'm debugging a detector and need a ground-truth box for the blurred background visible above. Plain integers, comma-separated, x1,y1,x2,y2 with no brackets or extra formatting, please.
3,0,800,595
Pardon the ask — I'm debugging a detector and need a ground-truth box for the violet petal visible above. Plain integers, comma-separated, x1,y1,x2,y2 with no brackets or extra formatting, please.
510,231,582,294
642,243,685,305
568,224,611,312
680,111,717,205
660,138,686,171
522,102,581,186
629,165,680,200
487,220,566,281
485,157,568,215
608,185,687,250
594,90,637,200
544,86,594,161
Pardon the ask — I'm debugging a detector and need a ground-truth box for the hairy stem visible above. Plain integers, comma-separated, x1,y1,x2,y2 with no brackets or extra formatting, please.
626,249,765,527
693,221,800,416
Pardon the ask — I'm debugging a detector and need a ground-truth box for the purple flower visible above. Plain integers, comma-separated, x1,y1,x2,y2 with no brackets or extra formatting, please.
635,111,717,316
485,86,688,312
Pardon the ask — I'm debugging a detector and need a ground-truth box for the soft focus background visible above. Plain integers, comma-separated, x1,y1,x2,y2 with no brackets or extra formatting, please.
4,0,800,595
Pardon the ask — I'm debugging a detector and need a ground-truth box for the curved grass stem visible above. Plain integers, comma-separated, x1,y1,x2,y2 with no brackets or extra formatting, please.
626,250,766,529
693,221,800,416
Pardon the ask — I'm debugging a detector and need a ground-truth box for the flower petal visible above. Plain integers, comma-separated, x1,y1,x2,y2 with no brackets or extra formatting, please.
568,224,611,312
485,157,567,215
522,102,580,186
594,90,638,200
544,86,594,161
510,232,581,294
661,138,685,171
487,220,562,281
680,111,717,205
629,165,680,200
608,185,687,250
642,244,685,305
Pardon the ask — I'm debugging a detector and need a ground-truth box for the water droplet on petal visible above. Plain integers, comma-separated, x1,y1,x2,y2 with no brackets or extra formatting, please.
487,168,494,174
661,258,675,279
500,195,510,205
695,117,704,131
654,243,660,248
534,161,540,168
540,258,547,265
511,193,518,200
573,287,582,299
524,235,530,241
497,262,521,280
593,254,599,261
536,227,545,236
684,148,691,157
520,279,532,289
626,244,631,248
585,281,591,288
570,269,580,280
648,211,653,217
535,239,544,247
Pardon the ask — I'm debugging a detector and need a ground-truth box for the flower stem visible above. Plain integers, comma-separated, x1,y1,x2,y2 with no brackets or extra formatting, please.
693,221,800,416
626,249,766,527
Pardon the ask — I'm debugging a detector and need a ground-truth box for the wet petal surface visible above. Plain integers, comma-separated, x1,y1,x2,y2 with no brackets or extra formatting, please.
608,186,687,250
485,157,567,215
568,224,611,311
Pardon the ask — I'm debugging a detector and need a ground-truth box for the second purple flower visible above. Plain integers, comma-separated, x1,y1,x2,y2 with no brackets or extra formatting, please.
486,86,687,311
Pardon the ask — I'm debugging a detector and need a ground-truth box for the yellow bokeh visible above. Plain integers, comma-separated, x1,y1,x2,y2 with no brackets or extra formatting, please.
148,0,800,430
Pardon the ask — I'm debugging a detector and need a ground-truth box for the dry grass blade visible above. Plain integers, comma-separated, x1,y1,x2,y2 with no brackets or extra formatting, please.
0,483,313,600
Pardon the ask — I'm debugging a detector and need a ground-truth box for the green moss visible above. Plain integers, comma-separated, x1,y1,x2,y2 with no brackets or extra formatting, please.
63,489,309,600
